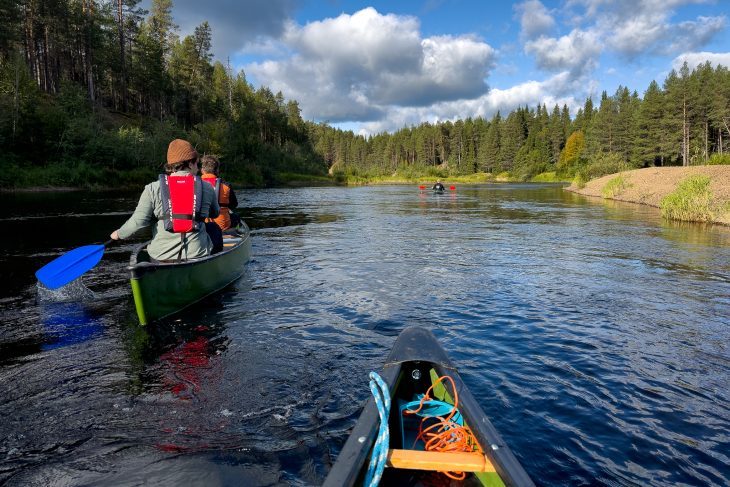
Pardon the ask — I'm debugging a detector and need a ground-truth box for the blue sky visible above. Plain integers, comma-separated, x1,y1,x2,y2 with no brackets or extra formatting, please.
165,0,730,134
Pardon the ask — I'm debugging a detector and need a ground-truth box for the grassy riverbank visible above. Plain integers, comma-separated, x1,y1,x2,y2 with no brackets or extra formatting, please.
566,166,730,225
331,169,567,186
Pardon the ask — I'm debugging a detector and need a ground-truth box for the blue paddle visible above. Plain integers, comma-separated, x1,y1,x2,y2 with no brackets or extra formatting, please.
35,239,115,289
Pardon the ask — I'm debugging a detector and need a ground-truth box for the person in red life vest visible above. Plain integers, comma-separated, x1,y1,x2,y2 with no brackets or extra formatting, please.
109,139,220,261
199,154,239,232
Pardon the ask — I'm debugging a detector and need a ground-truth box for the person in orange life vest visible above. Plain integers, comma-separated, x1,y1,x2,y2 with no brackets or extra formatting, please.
199,155,239,232
109,139,220,261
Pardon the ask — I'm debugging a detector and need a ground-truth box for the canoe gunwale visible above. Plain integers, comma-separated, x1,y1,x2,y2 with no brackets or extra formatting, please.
127,225,251,278
323,326,534,487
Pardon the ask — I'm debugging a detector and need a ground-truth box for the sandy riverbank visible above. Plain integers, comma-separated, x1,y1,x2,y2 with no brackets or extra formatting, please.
566,166,730,225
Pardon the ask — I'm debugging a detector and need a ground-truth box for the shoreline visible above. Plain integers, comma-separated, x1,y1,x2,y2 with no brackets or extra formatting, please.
565,166,730,226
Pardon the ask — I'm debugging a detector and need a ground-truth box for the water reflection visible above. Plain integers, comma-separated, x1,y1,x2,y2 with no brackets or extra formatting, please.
244,207,339,230
40,302,105,351
120,298,244,454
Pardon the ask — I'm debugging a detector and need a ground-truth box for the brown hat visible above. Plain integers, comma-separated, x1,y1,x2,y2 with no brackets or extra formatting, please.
167,139,198,165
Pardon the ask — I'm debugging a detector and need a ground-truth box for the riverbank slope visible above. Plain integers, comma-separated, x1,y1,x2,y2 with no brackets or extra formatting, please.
566,166,730,225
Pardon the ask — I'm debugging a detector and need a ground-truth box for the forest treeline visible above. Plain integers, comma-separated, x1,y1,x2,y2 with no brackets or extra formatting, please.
324,62,730,183
0,0,327,187
1,0,729,189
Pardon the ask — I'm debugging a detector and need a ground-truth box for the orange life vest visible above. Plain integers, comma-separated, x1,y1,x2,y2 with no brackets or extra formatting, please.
201,174,232,230
159,174,204,233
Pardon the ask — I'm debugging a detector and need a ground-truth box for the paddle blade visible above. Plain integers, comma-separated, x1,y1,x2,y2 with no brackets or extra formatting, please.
418,185,426,189
35,244,106,289
449,186,456,190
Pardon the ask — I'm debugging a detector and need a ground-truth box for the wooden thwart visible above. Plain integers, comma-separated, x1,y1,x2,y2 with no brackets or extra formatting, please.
387,449,496,472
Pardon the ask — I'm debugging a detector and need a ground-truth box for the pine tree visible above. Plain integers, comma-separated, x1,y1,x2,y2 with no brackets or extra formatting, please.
548,104,565,164
481,112,500,172
632,80,665,166
499,108,527,171
663,67,689,165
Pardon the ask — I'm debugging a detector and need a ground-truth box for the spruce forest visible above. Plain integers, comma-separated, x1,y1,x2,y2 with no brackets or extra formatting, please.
1,0,729,188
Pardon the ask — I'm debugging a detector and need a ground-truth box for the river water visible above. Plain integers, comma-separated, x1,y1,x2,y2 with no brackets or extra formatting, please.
0,184,728,486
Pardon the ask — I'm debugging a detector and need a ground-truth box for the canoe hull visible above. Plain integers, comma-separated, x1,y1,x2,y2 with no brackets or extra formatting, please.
323,326,534,487
128,226,252,325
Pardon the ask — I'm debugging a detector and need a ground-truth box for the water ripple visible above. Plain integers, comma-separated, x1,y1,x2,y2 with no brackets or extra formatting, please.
1,184,729,485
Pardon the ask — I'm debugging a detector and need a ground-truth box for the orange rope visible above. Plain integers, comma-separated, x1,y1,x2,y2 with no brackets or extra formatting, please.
403,375,482,480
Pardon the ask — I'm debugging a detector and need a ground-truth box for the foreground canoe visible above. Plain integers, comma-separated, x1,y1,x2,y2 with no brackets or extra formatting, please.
324,327,534,486
128,223,252,325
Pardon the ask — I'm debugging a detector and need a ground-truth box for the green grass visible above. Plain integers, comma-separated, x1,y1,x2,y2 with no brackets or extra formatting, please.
660,175,715,222
707,153,730,165
601,175,630,199
334,170,502,186
572,172,587,189
531,171,569,182
275,172,334,186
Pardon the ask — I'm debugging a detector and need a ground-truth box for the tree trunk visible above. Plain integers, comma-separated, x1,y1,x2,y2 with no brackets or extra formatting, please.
83,0,95,103
42,24,51,93
23,2,38,86
13,53,20,138
227,56,233,112
117,0,127,111
682,96,688,166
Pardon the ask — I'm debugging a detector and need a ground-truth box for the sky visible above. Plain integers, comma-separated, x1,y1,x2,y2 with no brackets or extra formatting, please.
163,0,730,135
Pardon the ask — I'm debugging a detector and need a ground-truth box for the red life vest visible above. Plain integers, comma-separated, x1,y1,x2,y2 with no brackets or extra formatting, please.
159,174,204,233
201,174,233,230
202,176,223,201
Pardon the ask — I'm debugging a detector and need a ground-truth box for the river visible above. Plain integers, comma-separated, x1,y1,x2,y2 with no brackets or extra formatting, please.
0,183,729,486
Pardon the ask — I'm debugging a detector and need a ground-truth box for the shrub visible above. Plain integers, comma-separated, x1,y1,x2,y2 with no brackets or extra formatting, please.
601,175,630,199
573,172,587,189
707,153,730,165
584,152,631,179
531,172,561,182
660,175,714,222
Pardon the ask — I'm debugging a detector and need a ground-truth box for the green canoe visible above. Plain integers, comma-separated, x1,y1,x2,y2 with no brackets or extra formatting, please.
128,223,252,325
324,326,534,487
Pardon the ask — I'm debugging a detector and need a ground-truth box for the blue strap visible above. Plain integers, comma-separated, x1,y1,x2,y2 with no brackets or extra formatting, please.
364,372,390,487
402,395,464,426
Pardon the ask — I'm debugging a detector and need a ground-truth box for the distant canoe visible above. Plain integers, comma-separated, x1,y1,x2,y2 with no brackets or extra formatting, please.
128,223,252,325
324,326,534,486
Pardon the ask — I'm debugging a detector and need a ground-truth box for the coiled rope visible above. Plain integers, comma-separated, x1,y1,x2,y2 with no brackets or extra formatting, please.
404,375,480,480
364,371,391,487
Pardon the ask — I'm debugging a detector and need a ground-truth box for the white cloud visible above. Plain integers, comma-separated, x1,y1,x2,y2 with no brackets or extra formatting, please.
359,72,585,135
154,0,728,136
563,0,726,59
666,16,727,54
525,29,601,75
515,0,556,39
671,51,730,71
246,8,496,122
283,8,423,76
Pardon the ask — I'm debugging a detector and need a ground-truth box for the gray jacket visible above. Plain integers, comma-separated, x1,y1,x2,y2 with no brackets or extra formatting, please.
117,172,220,260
